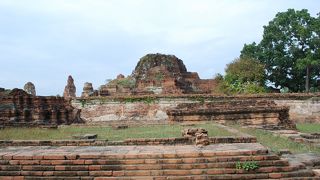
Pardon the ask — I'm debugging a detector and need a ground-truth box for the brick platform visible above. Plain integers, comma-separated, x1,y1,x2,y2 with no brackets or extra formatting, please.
0,143,318,179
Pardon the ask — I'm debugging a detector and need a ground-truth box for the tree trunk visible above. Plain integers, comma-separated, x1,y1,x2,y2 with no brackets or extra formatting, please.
305,66,310,92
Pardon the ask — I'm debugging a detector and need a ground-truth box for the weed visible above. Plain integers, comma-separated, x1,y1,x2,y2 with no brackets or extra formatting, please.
236,161,259,171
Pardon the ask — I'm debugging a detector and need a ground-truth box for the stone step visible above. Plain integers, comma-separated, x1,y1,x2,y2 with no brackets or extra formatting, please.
0,144,316,179
0,159,289,172
0,165,308,177
0,154,280,166
5,171,318,180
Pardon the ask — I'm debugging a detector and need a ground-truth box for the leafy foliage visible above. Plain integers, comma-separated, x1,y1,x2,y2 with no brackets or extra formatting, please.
236,161,259,171
241,9,320,92
225,57,265,85
214,58,266,94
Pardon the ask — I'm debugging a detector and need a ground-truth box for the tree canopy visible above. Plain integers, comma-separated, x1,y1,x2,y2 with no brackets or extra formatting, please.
225,57,265,85
214,57,266,94
241,9,320,92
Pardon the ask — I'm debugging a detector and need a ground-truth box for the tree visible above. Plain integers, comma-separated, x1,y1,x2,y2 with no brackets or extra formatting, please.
225,57,265,85
241,9,320,92
296,52,320,92
214,57,266,94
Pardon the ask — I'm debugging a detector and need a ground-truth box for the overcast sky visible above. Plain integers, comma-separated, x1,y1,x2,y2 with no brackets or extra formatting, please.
0,0,319,96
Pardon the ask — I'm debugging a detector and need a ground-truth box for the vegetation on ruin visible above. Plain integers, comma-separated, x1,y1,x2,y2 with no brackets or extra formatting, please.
241,9,320,92
236,161,259,171
234,126,320,154
106,76,136,88
0,123,234,141
296,123,320,133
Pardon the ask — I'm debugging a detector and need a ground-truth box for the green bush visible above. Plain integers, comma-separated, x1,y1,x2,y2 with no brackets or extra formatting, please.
214,80,266,95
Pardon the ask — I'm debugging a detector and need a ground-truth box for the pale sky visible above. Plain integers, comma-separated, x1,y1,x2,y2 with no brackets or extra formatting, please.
0,0,319,96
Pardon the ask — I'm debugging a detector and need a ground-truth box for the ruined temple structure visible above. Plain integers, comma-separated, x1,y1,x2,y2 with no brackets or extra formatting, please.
91,53,217,97
63,75,76,99
81,82,98,98
0,88,83,127
98,74,134,96
23,82,36,96
131,53,216,95
167,99,296,129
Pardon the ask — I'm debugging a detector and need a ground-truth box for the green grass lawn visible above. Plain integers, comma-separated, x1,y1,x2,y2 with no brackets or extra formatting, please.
296,123,320,133
0,123,233,141
233,126,320,154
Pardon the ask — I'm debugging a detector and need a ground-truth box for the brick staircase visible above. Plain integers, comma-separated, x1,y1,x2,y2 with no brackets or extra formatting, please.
0,143,318,179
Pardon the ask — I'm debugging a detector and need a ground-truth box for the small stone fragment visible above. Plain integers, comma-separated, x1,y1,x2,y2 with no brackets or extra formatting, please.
72,134,98,139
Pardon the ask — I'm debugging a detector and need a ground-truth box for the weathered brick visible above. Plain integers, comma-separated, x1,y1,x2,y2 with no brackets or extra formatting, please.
79,154,101,159
89,171,112,176
144,159,157,164
163,170,190,176
0,176,24,180
42,171,54,176
0,171,21,176
100,165,123,171
88,165,101,171
207,169,224,175
32,156,43,160
54,165,66,171
257,167,276,173
124,170,151,176
65,155,78,160
112,171,125,176
43,155,65,160
269,173,282,178
77,171,89,176
123,159,144,165
0,160,9,165
12,156,32,160
18,160,39,165
0,165,21,171
21,171,43,176
53,171,79,176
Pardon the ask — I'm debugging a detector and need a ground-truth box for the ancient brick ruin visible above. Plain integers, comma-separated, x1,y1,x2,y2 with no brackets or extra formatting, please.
132,53,216,94
81,53,217,96
63,75,76,99
167,99,296,129
0,88,82,127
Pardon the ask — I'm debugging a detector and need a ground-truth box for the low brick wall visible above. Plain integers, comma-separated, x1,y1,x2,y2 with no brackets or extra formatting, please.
275,98,320,123
0,136,256,146
73,93,320,124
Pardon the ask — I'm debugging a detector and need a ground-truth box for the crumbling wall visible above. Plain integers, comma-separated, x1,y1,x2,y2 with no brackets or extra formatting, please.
0,89,82,127
275,97,320,123
73,94,320,125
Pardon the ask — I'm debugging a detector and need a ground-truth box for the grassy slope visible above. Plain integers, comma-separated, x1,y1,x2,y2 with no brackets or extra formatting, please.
0,123,233,141
296,123,320,133
234,126,320,154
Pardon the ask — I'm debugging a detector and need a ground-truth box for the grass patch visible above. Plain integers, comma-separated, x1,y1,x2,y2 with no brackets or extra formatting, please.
0,123,233,141
233,126,320,154
296,123,320,133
